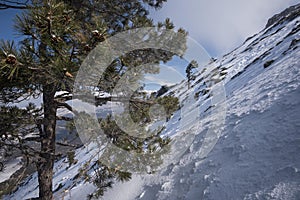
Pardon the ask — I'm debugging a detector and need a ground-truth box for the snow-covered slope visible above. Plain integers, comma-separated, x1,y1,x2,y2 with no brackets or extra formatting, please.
5,4,300,200
102,5,300,200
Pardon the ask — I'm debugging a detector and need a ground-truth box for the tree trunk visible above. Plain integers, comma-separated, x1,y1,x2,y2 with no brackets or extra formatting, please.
36,84,57,200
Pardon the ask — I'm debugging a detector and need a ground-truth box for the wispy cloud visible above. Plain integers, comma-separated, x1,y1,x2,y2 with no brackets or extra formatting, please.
144,75,174,86
151,0,299,56
144,64,185,86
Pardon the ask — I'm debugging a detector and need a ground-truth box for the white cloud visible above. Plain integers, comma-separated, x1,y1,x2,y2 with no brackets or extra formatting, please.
144,64,185,86
150,0,299,56
144,75,175,86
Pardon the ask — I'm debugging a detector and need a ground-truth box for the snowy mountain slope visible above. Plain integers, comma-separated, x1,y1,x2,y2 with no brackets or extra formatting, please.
5,4,300,200
102,5,300,200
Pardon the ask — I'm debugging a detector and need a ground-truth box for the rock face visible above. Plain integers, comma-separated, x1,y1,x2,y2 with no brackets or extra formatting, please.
265,3,300,28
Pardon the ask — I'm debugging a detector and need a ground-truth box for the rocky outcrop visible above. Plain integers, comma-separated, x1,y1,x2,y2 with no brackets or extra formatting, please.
266,3,300,28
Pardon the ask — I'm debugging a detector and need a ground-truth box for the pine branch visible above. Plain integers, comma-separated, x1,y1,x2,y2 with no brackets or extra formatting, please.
56,116,73,121
54,92,72,102
56,141,81,148
95,96,155,105
23,136,41,142
56,101,79,116
0,140,41,159
0,3,26,9
35,118,44,137
56,101,72,112
0,0,30,9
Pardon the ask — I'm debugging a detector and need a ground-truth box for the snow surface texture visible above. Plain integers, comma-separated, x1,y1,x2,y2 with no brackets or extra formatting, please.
5,6,300,200
0,157,22,184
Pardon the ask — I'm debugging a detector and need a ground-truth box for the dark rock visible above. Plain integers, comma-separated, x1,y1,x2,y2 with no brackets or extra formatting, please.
265,3,300,28
264,60,275,68
156,85,169,97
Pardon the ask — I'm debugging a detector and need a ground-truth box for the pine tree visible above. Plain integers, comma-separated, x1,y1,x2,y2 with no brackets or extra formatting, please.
186,60,198,89
0,0,187,199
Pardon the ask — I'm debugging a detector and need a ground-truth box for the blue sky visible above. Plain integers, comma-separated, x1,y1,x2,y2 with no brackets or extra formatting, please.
0,9,20,40
2,1,299,56
1,1,299,91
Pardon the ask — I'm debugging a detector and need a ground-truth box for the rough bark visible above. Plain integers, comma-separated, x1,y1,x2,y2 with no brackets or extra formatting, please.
36,84,57,200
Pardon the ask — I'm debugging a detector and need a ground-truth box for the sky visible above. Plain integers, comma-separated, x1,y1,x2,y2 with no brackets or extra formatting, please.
0,1,299,91
0,9,20,40
150,0,300,56
1,1,299,56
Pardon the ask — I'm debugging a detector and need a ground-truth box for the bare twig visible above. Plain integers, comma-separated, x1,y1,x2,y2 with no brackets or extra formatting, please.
0,0,30,10
56,141,80,148
56,101,73,112
56,116,74,121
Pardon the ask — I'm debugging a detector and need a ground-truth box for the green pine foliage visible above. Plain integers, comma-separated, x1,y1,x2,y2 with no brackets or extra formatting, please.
186,60,198,89
0,0,187,198
0,103,42,149
157,95,180,120
66,150,77,167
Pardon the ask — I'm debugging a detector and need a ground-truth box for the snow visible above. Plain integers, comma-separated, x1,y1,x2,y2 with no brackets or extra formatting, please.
102,175,145,200
70,99,124,118
0,157,22,184
92,91,111,98
55,91,72,98
99,15,300,200
4,12,300,200
4,142,103,200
